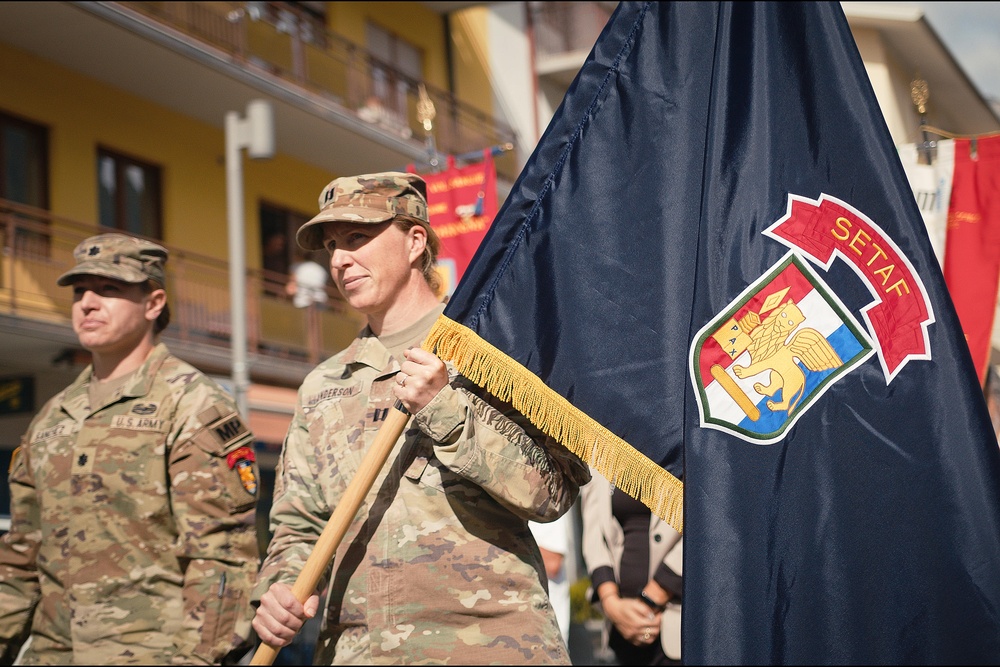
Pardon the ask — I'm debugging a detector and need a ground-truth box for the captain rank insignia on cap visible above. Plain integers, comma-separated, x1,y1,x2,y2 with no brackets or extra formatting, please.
226,446,257,495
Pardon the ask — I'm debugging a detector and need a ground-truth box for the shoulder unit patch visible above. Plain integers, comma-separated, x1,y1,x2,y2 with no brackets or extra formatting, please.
226,445,257,496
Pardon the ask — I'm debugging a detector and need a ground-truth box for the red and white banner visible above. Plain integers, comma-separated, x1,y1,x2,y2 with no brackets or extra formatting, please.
901,135,1000,385
415,151,499,297
898,141,954,267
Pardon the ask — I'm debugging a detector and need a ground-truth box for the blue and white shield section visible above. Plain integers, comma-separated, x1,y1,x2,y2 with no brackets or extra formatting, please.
690,253,875,444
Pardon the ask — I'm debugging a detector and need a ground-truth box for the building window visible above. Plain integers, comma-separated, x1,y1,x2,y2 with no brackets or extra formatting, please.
255,1,327,48
260,202,319,297
0,111,50,255
97,148,162,239
288,1,325,24
0,112,49,209
287,1,326,44
361,22,423,134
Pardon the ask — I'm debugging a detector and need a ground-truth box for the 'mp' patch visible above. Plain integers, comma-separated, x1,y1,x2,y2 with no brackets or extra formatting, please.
209,414,250,448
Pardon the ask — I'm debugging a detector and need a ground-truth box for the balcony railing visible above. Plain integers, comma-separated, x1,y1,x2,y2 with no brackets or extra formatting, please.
0,199,364,369
118,1,519,180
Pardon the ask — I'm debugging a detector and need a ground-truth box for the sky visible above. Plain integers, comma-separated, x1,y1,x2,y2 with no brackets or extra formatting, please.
915,2,1000,103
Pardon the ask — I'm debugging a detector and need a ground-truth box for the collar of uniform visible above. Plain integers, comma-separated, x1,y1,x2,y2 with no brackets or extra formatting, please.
60,342,172,419
118,342,171,399
338,329,396,375
58,368,94,422
336,302,445,377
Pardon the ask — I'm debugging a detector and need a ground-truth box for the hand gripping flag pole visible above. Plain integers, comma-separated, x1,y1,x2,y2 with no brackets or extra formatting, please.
250,406,411,666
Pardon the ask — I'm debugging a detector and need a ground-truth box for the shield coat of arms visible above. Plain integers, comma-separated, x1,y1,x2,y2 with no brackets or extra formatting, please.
690,253,874,444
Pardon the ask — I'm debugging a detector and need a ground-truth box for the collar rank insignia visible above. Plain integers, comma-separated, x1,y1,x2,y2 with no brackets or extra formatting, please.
690,193,934,444
226,446,257,496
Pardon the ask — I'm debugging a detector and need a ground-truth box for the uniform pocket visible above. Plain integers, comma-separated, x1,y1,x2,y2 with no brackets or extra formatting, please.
403,452,429,482
401,437,445,492
194,587,246,663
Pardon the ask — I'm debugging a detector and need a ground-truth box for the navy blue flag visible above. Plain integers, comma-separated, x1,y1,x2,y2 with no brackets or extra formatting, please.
423,1,1000,663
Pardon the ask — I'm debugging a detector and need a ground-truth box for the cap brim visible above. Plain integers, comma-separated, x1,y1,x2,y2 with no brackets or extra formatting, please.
296,206,396,251
56,263,152,286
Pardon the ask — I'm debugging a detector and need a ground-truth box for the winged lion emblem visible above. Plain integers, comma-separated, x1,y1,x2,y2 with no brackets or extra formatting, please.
731,299,843,414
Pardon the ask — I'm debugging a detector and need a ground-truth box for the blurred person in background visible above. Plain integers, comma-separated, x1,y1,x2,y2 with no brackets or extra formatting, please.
529,513,573,647
581,468,682,665
286,249,329,309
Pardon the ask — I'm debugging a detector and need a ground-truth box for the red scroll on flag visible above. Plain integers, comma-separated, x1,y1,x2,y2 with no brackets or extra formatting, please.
943,135,1000,385
417,150,499,296
766,194,933,381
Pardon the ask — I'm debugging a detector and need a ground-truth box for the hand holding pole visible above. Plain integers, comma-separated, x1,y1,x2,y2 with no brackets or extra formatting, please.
250,406,411,665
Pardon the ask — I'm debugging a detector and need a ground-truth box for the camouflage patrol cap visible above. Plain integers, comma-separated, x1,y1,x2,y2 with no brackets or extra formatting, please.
57,233,168,287
296,171,435,251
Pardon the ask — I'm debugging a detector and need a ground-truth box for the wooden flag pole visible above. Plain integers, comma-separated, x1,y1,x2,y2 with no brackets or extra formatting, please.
250,406,411,665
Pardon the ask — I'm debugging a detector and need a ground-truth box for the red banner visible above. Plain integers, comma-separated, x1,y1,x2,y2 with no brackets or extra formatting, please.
944,135,1000,385
417,151,498,296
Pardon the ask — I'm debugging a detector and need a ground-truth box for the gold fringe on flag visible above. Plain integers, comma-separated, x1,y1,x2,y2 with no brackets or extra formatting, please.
423,314,684,533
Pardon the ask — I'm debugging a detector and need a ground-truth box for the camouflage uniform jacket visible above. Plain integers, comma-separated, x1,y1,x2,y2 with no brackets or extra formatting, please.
0,343,260,665
254,327,591,665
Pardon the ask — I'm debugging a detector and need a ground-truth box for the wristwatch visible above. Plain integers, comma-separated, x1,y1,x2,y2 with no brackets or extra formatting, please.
640,590,667,613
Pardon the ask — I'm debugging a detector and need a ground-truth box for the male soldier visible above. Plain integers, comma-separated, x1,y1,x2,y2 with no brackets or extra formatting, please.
0,233,260,664
252,172,591,664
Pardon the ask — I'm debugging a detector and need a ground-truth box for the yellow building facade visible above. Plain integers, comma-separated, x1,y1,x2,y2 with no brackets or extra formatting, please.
0,0,515,453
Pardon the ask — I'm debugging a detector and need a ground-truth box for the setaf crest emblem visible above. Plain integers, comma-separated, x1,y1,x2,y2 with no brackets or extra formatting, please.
691,255,872,443
690,193,935,444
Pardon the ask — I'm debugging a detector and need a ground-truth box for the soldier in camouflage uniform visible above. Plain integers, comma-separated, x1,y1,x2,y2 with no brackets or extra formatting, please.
252,172,591,664
0,233,260,665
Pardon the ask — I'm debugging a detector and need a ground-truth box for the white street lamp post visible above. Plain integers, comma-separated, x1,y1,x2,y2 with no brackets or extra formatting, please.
225,99,275,419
